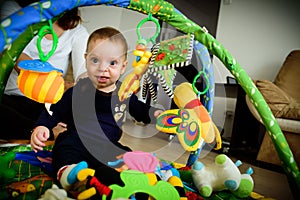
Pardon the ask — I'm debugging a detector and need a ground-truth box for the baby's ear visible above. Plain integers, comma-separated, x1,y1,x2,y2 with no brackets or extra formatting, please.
120,60,128,74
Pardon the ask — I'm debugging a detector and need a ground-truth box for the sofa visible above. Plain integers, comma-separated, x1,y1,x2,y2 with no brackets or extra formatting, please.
246,50,300,166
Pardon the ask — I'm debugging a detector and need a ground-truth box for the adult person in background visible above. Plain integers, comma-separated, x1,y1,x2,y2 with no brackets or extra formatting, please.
0,1,89,140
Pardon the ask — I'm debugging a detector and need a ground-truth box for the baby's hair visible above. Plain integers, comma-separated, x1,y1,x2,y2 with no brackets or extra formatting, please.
87,27,128,58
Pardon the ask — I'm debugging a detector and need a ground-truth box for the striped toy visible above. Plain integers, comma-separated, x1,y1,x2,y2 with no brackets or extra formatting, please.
17,60,64,104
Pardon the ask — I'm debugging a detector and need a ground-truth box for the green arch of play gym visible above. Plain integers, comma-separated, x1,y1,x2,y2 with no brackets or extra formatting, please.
0,0,299,196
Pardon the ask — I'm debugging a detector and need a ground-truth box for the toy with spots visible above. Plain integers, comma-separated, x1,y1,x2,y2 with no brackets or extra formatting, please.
0,152,16,184
156,82,221,152
191,154,254,198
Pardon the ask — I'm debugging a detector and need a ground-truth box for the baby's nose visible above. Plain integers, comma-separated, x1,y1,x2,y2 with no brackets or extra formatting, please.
98,63,109,71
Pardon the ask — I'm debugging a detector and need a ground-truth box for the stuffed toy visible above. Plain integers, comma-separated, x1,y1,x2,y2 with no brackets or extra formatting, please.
156,82,221,152
17,60,64,104
0,152,16,184
191,154,254,198
38,184,74,200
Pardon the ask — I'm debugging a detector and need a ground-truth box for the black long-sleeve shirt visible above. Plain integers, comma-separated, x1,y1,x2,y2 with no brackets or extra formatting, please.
35,78,153,143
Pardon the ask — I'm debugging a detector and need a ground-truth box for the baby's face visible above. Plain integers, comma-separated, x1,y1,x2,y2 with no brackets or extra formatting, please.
85,39,127,92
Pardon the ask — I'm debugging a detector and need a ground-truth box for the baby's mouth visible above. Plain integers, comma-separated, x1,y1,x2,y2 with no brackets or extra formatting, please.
96,76,109,83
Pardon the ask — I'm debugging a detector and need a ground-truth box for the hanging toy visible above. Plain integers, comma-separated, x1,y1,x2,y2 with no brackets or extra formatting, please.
17,20,64,104
156,82,221,152
119,13,159,101
141,33,194,102
118,12,194,102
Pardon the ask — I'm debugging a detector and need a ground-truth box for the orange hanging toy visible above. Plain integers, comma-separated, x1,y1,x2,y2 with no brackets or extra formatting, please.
17,20,64,104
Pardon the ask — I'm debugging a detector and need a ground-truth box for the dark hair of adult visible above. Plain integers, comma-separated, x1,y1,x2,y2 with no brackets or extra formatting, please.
15,0,82,30
57,8,82,30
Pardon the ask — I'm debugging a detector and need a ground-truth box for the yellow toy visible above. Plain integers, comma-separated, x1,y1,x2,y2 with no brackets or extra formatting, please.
16,20,64,104
156,82,221,152
17,60,64,104
119,40,152,102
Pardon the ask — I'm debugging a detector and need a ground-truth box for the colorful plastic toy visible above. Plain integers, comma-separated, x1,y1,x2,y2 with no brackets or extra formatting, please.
104,170,180,200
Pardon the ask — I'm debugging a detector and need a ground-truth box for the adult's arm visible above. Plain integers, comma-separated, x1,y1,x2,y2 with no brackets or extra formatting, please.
14,53,32,73
71,24,89,81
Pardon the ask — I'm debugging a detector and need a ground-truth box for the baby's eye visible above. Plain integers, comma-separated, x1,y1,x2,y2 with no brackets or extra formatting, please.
110,61,116,66
110,60,117,66
91,58,99,64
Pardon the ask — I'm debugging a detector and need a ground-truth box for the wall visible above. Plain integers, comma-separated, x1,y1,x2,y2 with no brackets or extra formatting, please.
214,0,300,83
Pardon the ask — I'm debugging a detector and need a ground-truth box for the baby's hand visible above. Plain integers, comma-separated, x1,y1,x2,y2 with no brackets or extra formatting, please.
30,126,50,152
154,109,164,118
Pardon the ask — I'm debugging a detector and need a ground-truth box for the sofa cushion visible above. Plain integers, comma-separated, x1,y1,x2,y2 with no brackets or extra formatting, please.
255,80,300,120
274,50,300,102
257,130,300,166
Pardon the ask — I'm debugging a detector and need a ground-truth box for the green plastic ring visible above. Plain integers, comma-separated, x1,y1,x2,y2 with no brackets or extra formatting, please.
136,14,161,45
192,70,210,95
37,20,58,62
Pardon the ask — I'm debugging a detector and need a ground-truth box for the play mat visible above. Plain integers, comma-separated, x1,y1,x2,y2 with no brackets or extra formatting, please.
0,0,299,199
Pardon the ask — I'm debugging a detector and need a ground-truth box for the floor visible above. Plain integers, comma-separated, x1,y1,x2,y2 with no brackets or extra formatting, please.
121,119,294,200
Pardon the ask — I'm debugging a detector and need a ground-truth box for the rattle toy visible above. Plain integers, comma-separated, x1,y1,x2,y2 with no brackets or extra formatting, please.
17,20,64,104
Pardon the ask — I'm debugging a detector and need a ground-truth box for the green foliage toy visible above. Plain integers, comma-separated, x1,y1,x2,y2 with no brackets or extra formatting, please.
0,152,16,183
